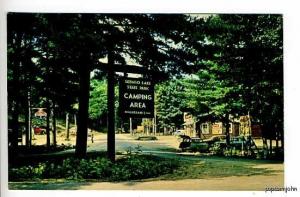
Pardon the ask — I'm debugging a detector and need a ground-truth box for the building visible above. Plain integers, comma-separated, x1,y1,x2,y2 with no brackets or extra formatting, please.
183,113,261,138
34,108,47,118
239,115,262,137
200,121,240,137
183,112,197,136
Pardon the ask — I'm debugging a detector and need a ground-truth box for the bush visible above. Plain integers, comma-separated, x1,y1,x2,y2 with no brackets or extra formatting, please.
9,155,179,182
109,155,178,181
9,163,46,180
136,136,157,141
210,144,224,156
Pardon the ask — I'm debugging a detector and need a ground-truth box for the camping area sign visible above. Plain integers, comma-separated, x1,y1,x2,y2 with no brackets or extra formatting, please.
119,77,154,118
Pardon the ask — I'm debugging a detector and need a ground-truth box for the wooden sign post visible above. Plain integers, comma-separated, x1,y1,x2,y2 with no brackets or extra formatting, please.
101,62,165,162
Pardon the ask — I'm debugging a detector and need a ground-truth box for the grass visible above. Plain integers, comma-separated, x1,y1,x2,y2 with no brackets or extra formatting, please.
149,155,277,181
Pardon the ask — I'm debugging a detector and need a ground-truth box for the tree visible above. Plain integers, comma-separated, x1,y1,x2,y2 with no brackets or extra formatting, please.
156,79,186,132
89,79,108,121
188,14,283,148
7,13,209,158
183,61,242,144
7,13,41,149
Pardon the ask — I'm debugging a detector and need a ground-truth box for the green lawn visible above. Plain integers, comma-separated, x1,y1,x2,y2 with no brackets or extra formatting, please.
158,158,274,180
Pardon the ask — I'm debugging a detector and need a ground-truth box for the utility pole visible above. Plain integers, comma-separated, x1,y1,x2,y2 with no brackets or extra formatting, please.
74,114,77,130
152,118,155,136
130,118,133,135
66,112,70,140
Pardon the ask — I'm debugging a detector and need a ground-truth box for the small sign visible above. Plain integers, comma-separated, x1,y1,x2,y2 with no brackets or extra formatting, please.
119,78,154,118
34,108,47,117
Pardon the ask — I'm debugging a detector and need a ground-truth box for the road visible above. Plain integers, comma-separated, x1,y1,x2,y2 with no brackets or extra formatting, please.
87,133,179,152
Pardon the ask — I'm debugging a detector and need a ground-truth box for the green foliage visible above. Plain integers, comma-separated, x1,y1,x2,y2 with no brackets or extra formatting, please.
110,156,178,181
9,155,179,181
7,13,283,155
10,163,46,180
204,14,283,124
88,79,107,120
210,144,224,156
156,80,186,129
31,117,46,127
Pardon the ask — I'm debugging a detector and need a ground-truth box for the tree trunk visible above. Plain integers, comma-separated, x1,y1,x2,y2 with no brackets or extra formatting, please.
152,118,155,136
66,113,70,140
11,99,20,150
11,65,22,150
198,124,202,138
46,100,51,148
25,91,30,147
107,54,115,161
74,114,77,130
262,137,267,158
276,131,279,149
269,139,273,156
28,92,32,146
281,130,284,149
52,106,57,147
248,112,252,136
130,117,133,135
224,114,231,146
45,54,51,148
75,52,91,158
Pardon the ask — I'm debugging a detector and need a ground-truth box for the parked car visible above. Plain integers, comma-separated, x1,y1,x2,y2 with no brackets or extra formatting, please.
34,126,46,135
173,130,185,136
213,135,252,150
203,135,226,147
179,136,210,152
189,137,210,152
178,135,191,151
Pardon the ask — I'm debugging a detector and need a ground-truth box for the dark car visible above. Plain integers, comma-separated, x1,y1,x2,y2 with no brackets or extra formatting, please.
179,136,210,152
189,137,210,152
203,135,226,147
213,135,254,150
178,135,191,151
231,135,257,153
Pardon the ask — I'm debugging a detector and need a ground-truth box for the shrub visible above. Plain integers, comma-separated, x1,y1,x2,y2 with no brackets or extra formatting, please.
9,155,179,182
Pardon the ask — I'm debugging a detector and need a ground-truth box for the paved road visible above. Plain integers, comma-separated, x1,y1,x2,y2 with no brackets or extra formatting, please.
87,133,180,153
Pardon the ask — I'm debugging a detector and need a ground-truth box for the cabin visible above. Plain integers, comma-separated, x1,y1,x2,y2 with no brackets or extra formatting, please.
183,113,262,138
